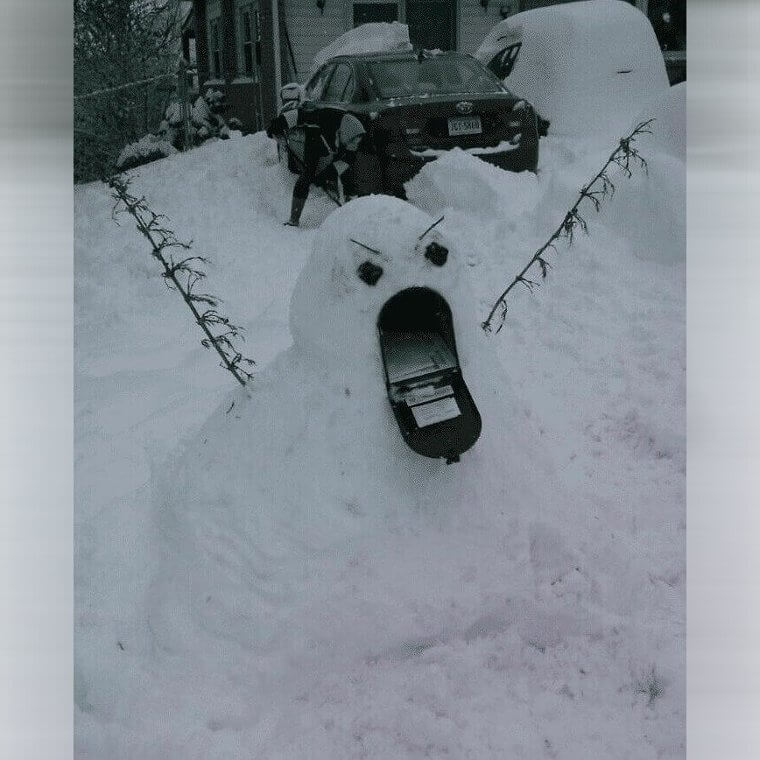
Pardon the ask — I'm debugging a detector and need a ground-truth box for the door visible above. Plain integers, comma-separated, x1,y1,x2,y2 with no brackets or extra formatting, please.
353,2,399,24
405,0,456,51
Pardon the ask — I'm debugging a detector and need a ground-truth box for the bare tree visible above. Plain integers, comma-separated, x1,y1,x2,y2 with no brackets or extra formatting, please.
74,0,184,182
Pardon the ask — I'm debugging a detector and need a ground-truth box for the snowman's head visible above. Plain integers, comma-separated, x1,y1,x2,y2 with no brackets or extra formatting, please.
289,195,480,373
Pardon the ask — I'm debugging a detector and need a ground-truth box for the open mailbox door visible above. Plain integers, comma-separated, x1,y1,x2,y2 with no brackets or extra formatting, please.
378,287,482,463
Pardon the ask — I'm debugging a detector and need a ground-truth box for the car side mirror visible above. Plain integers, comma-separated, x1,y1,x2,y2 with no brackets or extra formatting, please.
280,83,303,105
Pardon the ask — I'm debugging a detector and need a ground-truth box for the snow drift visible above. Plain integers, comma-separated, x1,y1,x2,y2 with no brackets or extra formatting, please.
474,0,669,138
75,121,685,759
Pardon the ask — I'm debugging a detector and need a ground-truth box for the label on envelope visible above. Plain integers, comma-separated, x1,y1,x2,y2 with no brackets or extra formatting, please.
411,396,461,428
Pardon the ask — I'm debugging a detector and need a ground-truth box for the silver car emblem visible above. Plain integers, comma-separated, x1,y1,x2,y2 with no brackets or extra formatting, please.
456,101,474,115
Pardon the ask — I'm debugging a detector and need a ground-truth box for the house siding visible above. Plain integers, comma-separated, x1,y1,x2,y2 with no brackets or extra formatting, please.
458,3,502,56
280,0,351,83
282,1,507,83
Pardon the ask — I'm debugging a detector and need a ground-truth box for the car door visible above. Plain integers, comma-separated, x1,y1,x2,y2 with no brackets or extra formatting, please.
316,62,358,146
319,62,381,195
287,63,335,164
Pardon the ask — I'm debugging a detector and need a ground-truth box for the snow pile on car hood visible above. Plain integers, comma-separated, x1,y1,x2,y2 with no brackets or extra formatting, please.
474,0,669,139
310,22,412,77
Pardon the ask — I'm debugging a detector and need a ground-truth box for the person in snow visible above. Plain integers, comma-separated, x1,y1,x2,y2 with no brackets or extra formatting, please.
267,104,366,227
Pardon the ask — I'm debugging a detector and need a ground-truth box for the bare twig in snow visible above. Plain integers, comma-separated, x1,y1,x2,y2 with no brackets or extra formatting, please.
482,119,654,333
108,174,255,386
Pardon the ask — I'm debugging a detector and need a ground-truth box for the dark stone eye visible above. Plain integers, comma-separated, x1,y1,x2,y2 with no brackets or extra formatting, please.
424,242,448,267
357,260,383,286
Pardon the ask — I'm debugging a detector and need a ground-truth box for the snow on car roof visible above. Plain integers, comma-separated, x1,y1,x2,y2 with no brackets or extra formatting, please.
310,21,413,77
331,50,459,61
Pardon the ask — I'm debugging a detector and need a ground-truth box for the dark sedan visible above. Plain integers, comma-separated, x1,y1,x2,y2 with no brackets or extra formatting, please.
274,50,540,198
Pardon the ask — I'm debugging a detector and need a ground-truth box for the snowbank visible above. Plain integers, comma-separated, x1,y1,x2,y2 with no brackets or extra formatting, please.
474,0,669,139
310,22,412,77
405,147,541,221
634,82,687,162
599,82,686,263
76,129,685,759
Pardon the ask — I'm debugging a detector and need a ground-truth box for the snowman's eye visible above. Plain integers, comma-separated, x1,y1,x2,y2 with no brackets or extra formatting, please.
424,242,448,267
357,260,383,286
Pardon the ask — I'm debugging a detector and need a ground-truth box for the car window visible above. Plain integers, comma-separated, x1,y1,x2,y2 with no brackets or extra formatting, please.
323,63,355,103
353,81,370,103
367,56,505,99
305,64,335,102
488,43,522,79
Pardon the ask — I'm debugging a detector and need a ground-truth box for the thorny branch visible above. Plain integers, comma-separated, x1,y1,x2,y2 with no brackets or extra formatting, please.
108,173,255,386
418,215,445,241
482,119,654,333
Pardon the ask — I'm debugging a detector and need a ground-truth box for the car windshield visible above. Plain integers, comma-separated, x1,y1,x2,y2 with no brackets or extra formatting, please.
367,56,505,99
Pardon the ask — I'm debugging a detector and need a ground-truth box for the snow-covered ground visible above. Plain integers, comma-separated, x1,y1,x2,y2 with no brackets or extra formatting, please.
75,98,685,758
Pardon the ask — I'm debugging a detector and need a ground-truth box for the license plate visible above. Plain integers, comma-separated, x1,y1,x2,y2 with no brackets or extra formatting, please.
447,116,482,136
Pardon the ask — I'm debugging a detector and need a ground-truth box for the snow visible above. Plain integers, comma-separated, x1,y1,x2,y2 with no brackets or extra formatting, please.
634,82,687,162
409,140,521,160
116,135,177,170
474,0,670,139
310,22,413,78
75,100,685,758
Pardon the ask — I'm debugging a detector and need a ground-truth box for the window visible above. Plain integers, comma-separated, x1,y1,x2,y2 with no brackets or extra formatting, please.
353,2,399,26
367,56,503,99
323,64,355,103
647,0,686,53
209,17,222,78
487,43,521,79
238,3,258,78
305,64,335,101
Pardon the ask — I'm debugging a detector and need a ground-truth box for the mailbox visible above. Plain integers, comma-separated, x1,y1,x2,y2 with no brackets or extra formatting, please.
378,287,482,463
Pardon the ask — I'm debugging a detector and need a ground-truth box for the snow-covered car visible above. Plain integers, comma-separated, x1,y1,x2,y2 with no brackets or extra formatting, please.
273,50,540,198
474,0,670,138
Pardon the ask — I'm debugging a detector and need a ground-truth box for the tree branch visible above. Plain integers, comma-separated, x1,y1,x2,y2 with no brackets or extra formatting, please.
482,119,654,333
108,174,255,386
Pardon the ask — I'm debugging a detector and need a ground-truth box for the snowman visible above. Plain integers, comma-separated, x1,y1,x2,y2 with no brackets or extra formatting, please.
149,194,562,654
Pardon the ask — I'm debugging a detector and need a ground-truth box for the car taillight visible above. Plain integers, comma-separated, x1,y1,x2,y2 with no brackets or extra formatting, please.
506,101,538,140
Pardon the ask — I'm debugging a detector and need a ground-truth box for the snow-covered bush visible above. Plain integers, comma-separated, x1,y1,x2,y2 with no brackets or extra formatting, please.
115,135,178,172
116,88,234,171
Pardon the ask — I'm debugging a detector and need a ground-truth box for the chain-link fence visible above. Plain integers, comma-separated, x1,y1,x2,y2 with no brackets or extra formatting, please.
74,71,180,183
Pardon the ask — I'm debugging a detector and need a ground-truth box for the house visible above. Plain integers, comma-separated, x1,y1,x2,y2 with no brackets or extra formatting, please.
188,0,684,132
